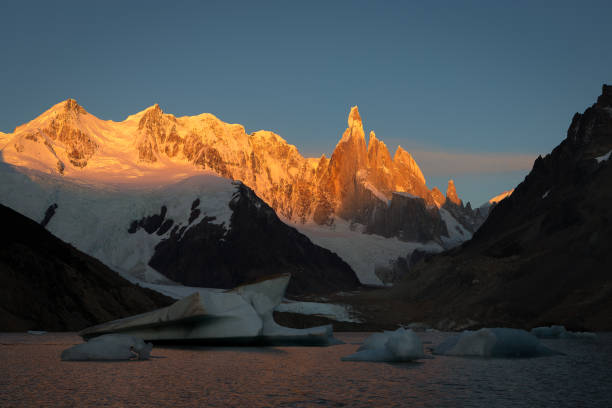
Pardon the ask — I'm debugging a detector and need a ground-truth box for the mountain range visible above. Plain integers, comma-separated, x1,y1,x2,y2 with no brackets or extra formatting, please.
0,100,485,287
2,84,609,331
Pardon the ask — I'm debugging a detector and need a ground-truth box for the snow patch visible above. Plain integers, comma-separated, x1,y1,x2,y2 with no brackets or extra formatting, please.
595,150,611,163
393,191,419,199
362,181,389,205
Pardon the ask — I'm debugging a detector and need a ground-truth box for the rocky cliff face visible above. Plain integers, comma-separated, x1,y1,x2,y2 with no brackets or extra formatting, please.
445,179,461,206
148,182,360,294
365,193,448,242
1,100,483,245
364,84,612,331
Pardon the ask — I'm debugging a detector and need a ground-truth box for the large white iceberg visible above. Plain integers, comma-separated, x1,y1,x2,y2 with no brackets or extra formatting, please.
341,328,426,362
61,334,152,361
79,274,337,346
434,328,559,357
531,325,597,340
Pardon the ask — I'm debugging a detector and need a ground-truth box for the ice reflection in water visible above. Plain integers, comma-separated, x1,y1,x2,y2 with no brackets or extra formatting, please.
0,332,610,407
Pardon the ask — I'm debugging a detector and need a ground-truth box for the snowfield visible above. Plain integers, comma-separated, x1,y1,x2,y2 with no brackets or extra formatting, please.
0,162,235,283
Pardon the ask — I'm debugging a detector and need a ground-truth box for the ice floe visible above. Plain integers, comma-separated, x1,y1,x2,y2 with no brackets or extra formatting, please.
434,328,559,357
61,334,152,361
531,325,597,340
341,328,426,362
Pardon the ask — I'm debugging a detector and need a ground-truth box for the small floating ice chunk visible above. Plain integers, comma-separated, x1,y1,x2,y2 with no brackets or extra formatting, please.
531,325,596,340
434,328,558,357
542,190,550,199
27,330,47,335
61,334,153,361
341,328,426,362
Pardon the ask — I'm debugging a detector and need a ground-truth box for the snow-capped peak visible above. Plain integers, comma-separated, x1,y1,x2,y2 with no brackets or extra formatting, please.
1,100,468,227
488,189,514,205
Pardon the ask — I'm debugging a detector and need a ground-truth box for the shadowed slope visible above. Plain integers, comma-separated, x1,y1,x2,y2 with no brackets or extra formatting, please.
0,204,174,331
359,85,612,331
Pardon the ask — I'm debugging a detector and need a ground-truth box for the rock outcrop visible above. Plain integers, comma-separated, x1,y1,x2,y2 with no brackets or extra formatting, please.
365,193,448,242
445,179,461,206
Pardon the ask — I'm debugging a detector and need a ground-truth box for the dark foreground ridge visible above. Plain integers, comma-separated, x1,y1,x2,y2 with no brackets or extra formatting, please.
357,84,612,331
0,204,174,331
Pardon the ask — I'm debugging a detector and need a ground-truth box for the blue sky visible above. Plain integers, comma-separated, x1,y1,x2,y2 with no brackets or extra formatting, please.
1,0,611,204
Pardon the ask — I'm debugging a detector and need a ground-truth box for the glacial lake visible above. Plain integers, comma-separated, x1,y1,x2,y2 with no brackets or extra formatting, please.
1,331,610,407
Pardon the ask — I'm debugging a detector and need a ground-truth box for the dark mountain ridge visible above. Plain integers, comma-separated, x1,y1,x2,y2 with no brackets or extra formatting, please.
0,204,174,331
358,84,612,331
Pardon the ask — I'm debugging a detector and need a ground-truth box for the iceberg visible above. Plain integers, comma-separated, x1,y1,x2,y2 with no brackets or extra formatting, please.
341,328,426,362
434,328,559,357
531,325,597,340
79,274,337,346
61,334,152,361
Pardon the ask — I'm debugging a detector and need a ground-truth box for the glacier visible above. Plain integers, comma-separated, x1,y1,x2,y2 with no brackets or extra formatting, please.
292,217,443,286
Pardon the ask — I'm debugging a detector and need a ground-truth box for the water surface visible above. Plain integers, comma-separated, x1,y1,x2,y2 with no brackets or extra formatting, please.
1,331,610,407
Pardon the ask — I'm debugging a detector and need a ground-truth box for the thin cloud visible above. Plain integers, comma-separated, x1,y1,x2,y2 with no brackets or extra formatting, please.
410,150,538,176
